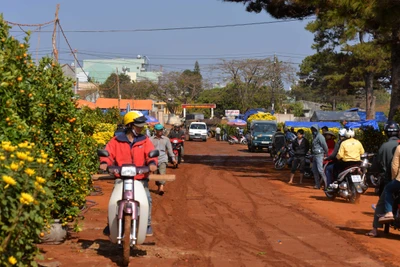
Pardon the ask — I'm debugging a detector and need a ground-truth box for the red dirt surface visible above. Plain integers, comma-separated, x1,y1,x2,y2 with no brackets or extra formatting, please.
38,138,400,267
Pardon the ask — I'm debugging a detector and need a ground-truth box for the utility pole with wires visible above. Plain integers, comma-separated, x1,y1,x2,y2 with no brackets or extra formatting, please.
52,4,60,63
116,68,120,111
73,49,78,94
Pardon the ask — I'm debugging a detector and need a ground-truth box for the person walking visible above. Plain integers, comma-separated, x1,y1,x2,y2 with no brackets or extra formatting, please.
288,129,310,184
150,124,177,196
310,124,328,189
215,126,221,141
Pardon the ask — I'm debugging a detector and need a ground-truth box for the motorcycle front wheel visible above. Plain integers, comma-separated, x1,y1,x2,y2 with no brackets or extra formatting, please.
123,214,131,267
228,140,234,145
241,140,248,145
274,158,286,170
324,190,336,201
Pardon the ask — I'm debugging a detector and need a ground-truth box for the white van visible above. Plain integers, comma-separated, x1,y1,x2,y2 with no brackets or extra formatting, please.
188,122,207,142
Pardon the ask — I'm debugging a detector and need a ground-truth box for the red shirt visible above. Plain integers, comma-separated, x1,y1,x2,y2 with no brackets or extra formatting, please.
100,134,158,180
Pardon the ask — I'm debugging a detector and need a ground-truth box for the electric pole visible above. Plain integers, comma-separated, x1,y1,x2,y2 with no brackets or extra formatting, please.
116,68,120,111
52,4,60,63
73,49,78,94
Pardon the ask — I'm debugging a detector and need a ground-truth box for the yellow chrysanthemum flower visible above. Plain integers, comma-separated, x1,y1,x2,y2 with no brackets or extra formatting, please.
3,175,16,186
20,193,34,205
36,176,46,184
41,153,48,159
0,155,5,160
8,256,17,265
18,142,28,148
34,181,43,190
3,144,16,152
24,168,35,176
27,156,34,162
16,152,28,160
10,162,19,171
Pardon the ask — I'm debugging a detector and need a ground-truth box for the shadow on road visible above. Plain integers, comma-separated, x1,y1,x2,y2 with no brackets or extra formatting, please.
337,226,400,240
77,238,147,266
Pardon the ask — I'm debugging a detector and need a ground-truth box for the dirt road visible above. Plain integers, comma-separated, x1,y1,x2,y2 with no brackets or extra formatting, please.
38,138,400,267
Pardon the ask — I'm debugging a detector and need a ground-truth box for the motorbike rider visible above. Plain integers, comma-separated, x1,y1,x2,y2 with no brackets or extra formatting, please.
310,124,329,189
324,128,347,190
100,111,158,237
336,128,365,175
288,129,310,184
272,128,286,157
168,123,185,162
376,121,400,195
150,123,177,196
366,121,400,237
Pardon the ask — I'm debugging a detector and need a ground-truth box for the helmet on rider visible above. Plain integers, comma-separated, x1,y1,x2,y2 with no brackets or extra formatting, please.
154,123,164,131
384,120,400,137
344,128,355,139
123,111,146,127
338,128,347,137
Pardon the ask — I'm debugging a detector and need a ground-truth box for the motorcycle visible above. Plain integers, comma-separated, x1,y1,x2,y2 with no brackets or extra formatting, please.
97,149,159,267
324,153,372,203
274,142,294,170
228,135,247,145
383,190,400,234
169,137,184,168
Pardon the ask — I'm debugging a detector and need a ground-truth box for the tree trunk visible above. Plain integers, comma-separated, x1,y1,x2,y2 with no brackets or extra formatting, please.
365,72,375,120
389,27,400,120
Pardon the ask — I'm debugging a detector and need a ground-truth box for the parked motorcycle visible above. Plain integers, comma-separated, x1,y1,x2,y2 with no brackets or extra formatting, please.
324,153,372,203
228,135,247,145
97,149,159,267
169,137,184,168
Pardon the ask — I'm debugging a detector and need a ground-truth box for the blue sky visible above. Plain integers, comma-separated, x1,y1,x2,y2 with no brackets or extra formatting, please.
3,0,315,86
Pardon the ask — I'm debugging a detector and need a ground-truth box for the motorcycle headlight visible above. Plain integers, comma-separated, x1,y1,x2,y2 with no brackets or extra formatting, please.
254,137,257,140
121,166,137,176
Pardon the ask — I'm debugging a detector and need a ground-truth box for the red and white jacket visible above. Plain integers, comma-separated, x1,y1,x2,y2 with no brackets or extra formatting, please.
100,133,158,180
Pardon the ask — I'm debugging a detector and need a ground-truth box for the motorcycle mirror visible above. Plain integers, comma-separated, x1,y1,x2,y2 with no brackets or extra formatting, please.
97,149,110,157
148,150,160,158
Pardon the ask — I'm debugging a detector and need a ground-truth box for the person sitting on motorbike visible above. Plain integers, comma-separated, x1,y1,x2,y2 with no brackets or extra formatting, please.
168,123,185,162
366,121,400,237
284,127,296,142
288,129,310,184
272,128,286,157
100,111,158,237
336,128,365,174
324,128,347,190
150,123,177,196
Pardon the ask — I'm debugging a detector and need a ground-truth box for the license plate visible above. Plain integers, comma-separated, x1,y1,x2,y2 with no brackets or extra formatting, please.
351,175,362,183
261,141,269,144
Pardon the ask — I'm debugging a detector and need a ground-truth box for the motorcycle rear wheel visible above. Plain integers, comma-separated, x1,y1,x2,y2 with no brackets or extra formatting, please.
349,183,360,204
123,214,131,267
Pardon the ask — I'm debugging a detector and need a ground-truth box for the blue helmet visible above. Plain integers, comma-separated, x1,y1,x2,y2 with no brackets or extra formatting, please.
154,124,164,131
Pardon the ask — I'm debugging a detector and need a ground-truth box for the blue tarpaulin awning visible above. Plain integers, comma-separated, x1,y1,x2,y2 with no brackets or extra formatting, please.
284,121,342,129
345,120,379,130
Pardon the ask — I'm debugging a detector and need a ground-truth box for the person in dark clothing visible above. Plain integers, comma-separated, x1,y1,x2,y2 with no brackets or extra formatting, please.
272,128,286,157
288,129,310,184
366,121,400,237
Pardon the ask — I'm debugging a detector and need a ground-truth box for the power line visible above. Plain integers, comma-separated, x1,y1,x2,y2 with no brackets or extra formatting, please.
57,21,100,90
10,18,310,33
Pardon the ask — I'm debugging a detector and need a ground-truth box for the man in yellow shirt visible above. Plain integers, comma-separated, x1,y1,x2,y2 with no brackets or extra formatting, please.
336,128,365,173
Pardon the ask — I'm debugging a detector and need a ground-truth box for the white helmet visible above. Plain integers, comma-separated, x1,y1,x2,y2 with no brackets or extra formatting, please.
338,128,347,137
345,128,355,138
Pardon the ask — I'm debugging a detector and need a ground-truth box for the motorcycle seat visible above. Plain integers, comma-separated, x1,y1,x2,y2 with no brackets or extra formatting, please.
337,166,360,181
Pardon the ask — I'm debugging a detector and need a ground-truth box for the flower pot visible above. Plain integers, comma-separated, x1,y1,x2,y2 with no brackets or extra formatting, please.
40,219,67,245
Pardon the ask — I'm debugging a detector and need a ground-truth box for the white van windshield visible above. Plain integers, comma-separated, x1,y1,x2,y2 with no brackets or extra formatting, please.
190,124,206,130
